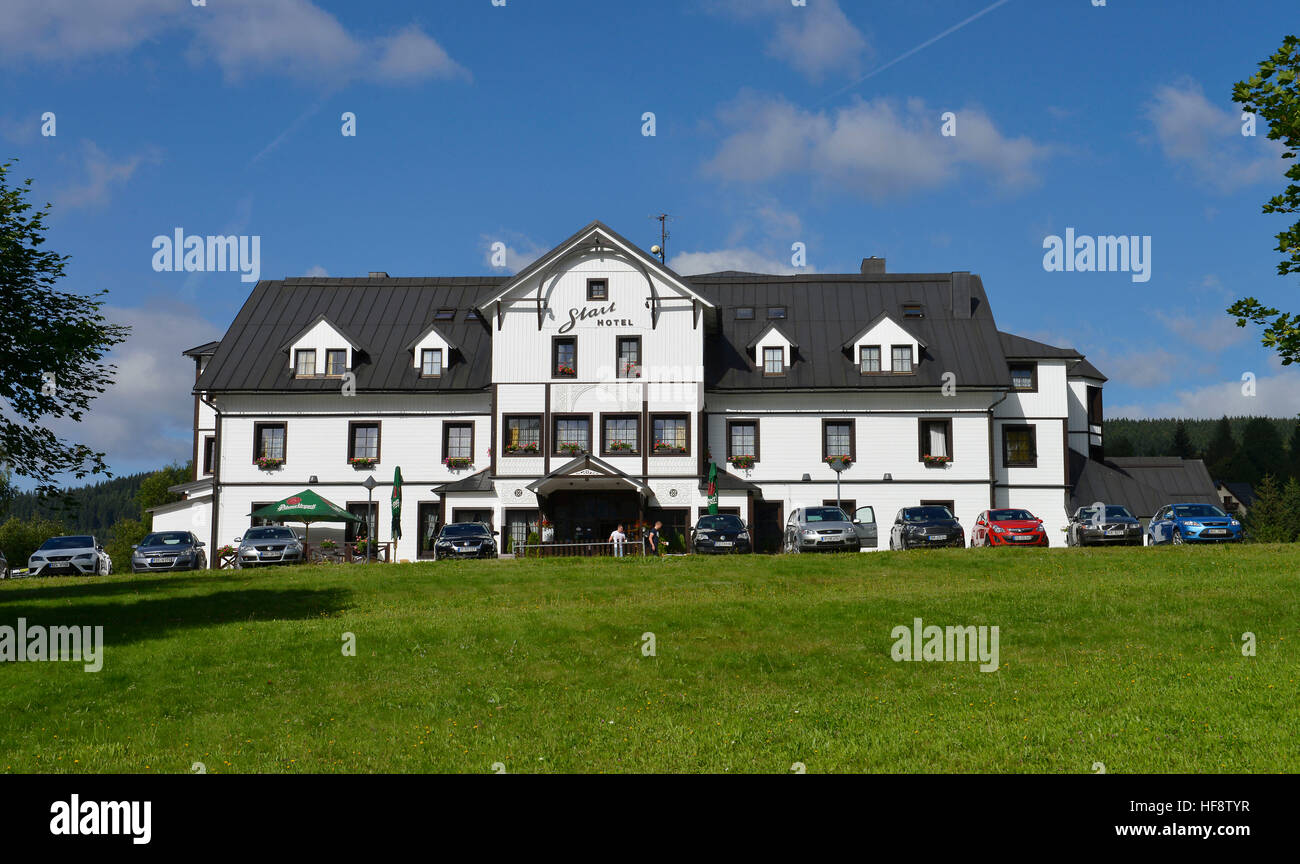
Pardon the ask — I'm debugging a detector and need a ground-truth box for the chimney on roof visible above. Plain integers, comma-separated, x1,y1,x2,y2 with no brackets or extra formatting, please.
368,271,389,279
951,271,972,319
860,256,886,275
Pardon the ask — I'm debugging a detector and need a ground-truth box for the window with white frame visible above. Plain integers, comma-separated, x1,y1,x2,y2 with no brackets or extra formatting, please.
892,345,913,373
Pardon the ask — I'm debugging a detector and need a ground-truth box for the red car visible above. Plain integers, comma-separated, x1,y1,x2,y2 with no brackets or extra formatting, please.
970,509,1048,547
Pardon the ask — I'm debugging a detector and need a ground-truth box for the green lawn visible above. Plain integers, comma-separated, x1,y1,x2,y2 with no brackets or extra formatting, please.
1,546,1298,773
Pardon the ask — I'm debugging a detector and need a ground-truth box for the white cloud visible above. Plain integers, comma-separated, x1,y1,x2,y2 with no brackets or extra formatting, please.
53,141,157,211
1085,345,1184,390
303,265,329,277
669,247,810,276
708,0,868,81
48,300,219,477
1110,367,1300,419
1146,79,1286,193
480,232,546,275
703,93,1048,198
1156,310,1249,354
0,0,468,85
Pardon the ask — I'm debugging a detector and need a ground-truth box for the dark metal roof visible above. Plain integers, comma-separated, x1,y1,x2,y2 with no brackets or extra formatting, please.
744,321,799,351
1069,453,1219,519
693,274,1011,390
431,469,495,494
196,277,506,393
1218,481,1256,507
998,331,1082,360
183,340,221,357
1068,357,1108,382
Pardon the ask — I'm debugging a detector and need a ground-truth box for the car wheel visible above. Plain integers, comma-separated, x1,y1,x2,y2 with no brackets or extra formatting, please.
1172,530,1184,545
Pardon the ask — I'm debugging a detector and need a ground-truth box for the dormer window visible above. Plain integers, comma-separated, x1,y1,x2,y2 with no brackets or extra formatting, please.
294,349,316,376
587,279,608,301
763,347,785,376
421,348,443,378
859,346,881,374
325,349,347,376
892,346,914,373
1009,362,1037,391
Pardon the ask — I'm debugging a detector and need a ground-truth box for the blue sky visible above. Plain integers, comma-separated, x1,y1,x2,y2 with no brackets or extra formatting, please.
2,0,1297,481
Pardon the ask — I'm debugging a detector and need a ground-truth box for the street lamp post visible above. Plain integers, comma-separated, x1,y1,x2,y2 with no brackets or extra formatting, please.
362,475,377,564
829,460,847,512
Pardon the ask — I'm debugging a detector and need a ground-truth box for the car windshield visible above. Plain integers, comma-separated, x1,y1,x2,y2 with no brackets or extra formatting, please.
141,532,191,546
442,524,489,538
904,507,952,522
697,515,744,531
989,509,1035,521
804,507,848,523
39,536,94,550
1173,504,1227,518
244,527,296,540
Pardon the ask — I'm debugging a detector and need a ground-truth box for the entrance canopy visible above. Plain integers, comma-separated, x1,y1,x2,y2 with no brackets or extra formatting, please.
527,454,651,497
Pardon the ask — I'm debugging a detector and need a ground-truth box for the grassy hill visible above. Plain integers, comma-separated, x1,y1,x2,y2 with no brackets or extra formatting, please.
2,549,1297,773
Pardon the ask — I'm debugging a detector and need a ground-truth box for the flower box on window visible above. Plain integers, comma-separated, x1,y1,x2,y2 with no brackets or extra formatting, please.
504,443,539,455
555,363,576,376
607,441,636,454
256,457,284,471
349,457,379,470
558,444,586,456
653,442,684,454
729,454,755,469
443,456,473,469
922,454,952,467
824,454,853,468
620,362,641,378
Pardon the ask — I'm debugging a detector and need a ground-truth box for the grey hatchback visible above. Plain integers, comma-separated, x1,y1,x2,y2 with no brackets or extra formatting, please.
132,530,208,573
783,506,861,553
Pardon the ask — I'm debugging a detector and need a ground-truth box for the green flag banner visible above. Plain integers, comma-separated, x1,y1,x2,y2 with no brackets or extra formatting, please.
391,466,403,541
707,460,718,515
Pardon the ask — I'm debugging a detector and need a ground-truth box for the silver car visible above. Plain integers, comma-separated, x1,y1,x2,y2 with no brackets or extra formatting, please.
235,526,305,567
132,530,208,573
783,506,861,553
28,535,112,576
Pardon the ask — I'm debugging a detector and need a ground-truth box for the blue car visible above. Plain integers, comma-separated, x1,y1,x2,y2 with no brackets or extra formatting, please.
1146,503,1243,545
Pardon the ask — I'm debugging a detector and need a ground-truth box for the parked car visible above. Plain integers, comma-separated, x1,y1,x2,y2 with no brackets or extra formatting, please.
1146,503,1243,545
783,506,860,553
971,508,1048,547
691,514,752,554
1066,504,1142,547
131,531,208,573
850,505,878,549
432,522,498,560
27,535,112,576
0,548,7,579
889,506,965,550
234,526,305,567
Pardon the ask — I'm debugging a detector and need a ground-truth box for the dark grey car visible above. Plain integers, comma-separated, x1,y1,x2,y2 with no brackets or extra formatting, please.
433,522,498,560
1066,504,1142,547
889,506,965,550
132,530,208,573
783,506,860,553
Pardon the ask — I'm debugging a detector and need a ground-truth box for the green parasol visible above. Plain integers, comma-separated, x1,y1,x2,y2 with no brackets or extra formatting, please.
391,466,403,541
249,490,361,541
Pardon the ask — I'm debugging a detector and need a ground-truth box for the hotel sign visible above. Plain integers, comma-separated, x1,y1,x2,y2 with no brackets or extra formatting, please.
558,301,636,334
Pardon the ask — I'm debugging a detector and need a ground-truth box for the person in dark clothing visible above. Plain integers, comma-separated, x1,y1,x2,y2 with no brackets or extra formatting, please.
646,520,664,556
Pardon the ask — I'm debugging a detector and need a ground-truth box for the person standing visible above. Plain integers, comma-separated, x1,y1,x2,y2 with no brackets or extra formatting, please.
608,524,626,558
646,520,664,557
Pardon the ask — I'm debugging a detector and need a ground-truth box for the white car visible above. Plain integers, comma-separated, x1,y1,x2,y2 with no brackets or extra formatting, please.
28,535,112,576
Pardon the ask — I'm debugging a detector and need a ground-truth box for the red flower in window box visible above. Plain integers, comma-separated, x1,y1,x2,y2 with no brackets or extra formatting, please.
729,454,755,469
824,455,853,468
922,454,952,467
443,456,473,469
555,363,576,376
256,456,284,470
349,457,378,469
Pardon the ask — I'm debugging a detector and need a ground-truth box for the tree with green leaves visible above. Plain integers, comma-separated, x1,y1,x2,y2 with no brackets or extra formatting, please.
1287,421,1300,480
1245,475,1295,542
136,463,193,528
1170,420,1195,459
1,159,129,495
1227,35,1300,362
1241,416,1288,483
1202,416,1238,478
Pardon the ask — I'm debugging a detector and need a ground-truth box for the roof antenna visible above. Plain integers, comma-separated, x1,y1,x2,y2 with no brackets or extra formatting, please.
649,212,673,264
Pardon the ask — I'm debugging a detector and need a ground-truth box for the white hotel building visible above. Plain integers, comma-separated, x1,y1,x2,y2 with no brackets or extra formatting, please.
155,221,1111,559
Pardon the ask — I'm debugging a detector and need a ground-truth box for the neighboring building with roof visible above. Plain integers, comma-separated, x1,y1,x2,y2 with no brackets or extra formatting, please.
1067,453,1221,525
157,220,1117,559
1216,481,1256,518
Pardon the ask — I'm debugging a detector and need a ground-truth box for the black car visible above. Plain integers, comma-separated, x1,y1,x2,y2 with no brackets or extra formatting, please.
889,506,965,550
1066,504,1142,547
433,522,498,560
691,514,752,554
131,530,208,573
